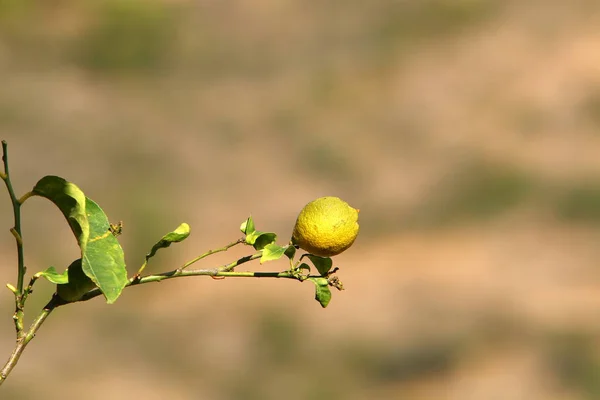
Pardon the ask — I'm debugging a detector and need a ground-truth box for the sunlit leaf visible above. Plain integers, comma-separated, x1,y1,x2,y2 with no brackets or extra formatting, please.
33,176,127,303
260,243,287,264
309,277,331,308
146,222,191,259
83,198,128,303
37,266,69,285
240,216,255,235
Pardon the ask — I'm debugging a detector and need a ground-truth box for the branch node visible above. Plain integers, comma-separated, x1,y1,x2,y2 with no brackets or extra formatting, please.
17,191,33,205
9,228,22,246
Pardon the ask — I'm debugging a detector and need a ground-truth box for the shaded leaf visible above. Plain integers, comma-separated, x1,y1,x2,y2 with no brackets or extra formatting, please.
284,245,296,260
246,230,277,250
298,262,311,273
56,259,96,302
253,232,277,250
32,176,89,250
306,254,333,276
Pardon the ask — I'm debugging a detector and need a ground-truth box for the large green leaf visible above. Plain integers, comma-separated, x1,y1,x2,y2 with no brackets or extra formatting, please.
83,197,128,303
33,176,127,303
32,176,89,250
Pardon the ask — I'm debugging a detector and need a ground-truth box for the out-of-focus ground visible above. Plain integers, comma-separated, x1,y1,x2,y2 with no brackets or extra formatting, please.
2,0,600,398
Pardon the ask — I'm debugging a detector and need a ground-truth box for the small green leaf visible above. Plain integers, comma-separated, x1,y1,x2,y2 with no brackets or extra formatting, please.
284,245,296,260
38,266,69,284
309,277,332,308
246,230,277,250
253,232,277,250
147,222,191,259
56,259,96,302
245,231,257,245
260,243,287,264
306,254,333,276
241,217,277,249
240,216,255,235
298,262,311,273
32,176,90,250
83,197,128,304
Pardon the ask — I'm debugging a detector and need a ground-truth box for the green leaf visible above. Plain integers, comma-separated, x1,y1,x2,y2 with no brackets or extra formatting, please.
240,216,255,235
298,262,311,273
309,277,332,308
146,222,191,259
32,176,127,303
241,216,277,250
246,230,277,250
245,231,257,245
306,254,333,276
284,245,296,260
56,259,96,302
260,243,287,264
82,197,128,304
253,232,277,250
32,176,90,250
37,266,69,284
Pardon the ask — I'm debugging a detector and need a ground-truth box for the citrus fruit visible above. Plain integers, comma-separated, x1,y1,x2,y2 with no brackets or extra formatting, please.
291,196,359,257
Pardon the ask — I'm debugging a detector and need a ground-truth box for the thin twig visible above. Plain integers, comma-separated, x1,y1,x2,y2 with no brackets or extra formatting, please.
80,252,278,302
1,141,27,338
178,238,245,271
134,238,246,282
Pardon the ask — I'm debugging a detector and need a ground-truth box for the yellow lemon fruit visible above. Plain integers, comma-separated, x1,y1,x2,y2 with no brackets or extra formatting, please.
292,196,359,257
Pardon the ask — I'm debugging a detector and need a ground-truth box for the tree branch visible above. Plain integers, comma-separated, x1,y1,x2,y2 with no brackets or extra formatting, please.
78,252,307,303
0,253,308,385
0,296,58,386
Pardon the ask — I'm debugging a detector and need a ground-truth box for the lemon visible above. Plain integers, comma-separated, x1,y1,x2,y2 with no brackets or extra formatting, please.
292,196,360,257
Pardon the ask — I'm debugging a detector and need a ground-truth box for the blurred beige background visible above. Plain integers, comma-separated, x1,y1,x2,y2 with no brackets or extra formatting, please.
2,0,600,399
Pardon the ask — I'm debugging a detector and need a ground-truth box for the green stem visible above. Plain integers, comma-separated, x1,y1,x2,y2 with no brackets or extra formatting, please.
20,275,40,307
179,238,245,270
78,252,304,303
1,141,27,338
18,191,33,205
135,238,245,279
0,297,58,386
